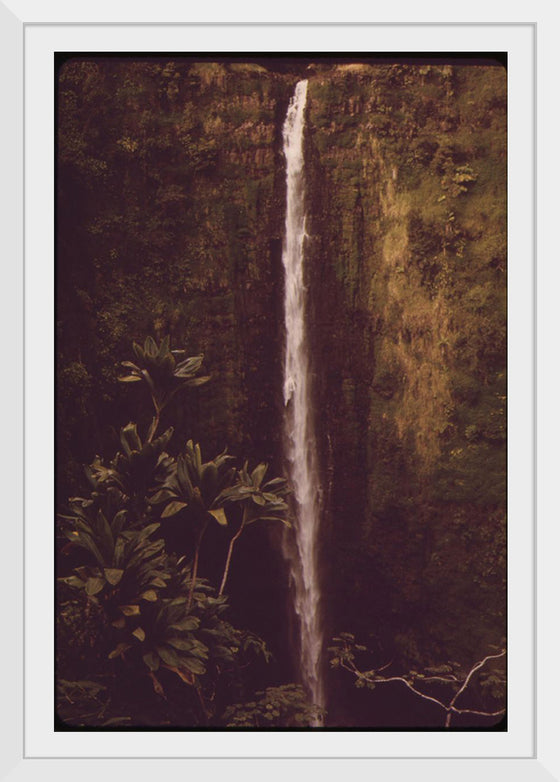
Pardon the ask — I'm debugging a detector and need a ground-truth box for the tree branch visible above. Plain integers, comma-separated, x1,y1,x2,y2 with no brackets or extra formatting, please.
335,641,506,728
444,649,506,727
448,650,506,711
218,515,246,597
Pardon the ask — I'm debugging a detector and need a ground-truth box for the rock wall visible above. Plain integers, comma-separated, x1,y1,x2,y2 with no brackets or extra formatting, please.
57,59,295,490
57,57,506,678
305,62,506,666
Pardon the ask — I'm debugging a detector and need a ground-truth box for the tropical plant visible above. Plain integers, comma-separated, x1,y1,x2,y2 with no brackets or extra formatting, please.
223,684,324,727
216,461,290,596
86,423,175,520
59,497,169,607
110,564,234,694
150,439,236,608
59,503,254,716
118,335,210,442
57,335,292,728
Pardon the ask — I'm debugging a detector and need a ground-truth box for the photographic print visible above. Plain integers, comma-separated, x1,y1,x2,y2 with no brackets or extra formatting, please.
55,54,507,731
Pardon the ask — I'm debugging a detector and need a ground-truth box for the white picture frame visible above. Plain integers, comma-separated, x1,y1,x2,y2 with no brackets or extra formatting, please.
2,2,554,779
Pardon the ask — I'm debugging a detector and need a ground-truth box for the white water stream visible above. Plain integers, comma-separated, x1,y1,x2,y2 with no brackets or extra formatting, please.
281,79,325,717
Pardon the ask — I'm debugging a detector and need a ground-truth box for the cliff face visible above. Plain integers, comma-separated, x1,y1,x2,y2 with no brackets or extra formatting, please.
57,58,506,675
305,63,506,664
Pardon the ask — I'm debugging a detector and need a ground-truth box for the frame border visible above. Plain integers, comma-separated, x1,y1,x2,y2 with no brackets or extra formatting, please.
3,5,551,780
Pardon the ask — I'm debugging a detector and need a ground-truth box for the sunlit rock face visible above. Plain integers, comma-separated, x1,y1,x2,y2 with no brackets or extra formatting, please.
303,63,506,669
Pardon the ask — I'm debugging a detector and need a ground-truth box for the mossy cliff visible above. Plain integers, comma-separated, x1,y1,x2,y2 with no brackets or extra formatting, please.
58,60,295,489
58,59,506,684
305,62,506,666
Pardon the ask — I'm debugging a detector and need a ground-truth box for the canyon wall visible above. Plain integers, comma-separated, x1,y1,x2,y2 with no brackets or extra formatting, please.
305,63,506,666
57,58,506,680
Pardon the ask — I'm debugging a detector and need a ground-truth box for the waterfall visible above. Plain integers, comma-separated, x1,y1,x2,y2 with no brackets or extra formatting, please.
281,79,325,720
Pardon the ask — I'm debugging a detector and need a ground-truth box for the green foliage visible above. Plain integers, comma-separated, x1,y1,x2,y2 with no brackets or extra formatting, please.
219,461,290,526
56,679,132,727
121,566,236,683
119,336,210,441
306,63,506,678
59,500,167,604
223,684,324,727
85,424,174,513
328,632,506,727
216,460,290,597
328,632,367,671
152,440,235,524
57,335,295,727
57,57,284,507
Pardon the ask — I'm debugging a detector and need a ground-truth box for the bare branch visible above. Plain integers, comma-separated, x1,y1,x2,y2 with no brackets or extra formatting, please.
332,637,506,729
449,649,506,709
444,649,506,726
420,675,460,684
373,675,450,712
451,707,505,718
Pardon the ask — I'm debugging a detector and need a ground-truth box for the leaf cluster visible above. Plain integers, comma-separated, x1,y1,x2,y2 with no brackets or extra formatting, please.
328,631,506,721
223,684,324,727
219,461,291,527
58,335,292,724
151,439,235,524
119,336,209,404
